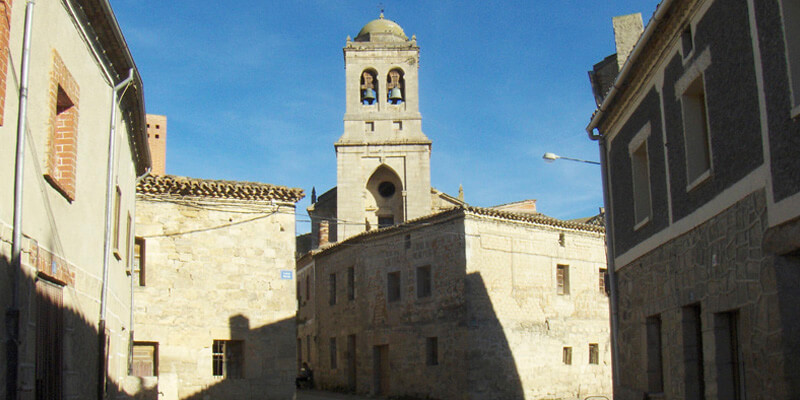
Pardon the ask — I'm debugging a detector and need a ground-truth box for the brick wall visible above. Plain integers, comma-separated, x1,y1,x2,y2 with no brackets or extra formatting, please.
44,50,80,201
0,0,11,126
145,114,166,175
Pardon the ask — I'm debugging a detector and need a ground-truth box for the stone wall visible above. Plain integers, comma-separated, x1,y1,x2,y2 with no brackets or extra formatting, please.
464,214,611,400
132,195,298,399
309,209,610,399
615,190,798,399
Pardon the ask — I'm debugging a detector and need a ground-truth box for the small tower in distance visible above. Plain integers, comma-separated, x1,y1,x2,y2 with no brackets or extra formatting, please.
146,114,167,175
336,14,432,240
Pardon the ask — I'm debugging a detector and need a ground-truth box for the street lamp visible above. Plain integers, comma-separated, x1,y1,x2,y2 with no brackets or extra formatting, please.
542,152,601,165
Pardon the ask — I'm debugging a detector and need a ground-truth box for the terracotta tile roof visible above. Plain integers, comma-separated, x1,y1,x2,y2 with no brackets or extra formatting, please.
137,175,304,203
313,205,604,256
464,206,605,233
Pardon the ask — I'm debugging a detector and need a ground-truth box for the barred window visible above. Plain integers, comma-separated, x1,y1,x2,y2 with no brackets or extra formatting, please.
212,340,243,379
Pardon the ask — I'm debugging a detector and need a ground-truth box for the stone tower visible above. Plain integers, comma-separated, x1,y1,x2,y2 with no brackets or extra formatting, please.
336,14,432,240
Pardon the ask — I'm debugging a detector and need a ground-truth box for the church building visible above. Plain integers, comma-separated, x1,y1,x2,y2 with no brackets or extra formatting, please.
297,15,612,400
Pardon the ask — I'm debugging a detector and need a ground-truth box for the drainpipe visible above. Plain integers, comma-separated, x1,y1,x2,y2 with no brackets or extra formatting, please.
588,128,620,396
98,68,134,399
7,2,35,398
127,167,150,374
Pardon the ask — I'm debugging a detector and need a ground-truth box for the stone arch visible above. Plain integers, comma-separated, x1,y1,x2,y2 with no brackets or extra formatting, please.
386,67,405,104
366,164,404,228
360,68,378,105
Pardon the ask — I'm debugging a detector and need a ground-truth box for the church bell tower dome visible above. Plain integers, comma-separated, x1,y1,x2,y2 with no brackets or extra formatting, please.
354,13,408,42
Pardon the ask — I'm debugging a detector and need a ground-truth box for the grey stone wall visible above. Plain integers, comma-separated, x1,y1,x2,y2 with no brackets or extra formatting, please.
615,190,797,399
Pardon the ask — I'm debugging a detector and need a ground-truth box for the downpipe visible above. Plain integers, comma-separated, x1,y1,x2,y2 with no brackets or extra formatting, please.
588,128,620,396
98,68,134,399
7,2,35,399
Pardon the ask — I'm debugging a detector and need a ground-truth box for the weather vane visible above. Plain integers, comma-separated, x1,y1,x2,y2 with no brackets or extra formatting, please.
379,3,385,17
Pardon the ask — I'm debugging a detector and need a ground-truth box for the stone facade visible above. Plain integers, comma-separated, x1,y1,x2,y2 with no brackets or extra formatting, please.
130,175,303,399
589,0,800,398
302,208,611,399
0,1,149,398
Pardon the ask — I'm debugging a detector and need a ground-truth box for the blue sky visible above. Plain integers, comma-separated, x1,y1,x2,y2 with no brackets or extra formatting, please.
111,0,660,233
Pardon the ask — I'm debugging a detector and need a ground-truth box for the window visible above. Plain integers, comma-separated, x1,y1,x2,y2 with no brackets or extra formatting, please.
405,234,411,249
563,347,572,365
347,266,355,301
387,271,401,302
683,305,704,400
378,216,394,228
330,337,338,369
715,311,744,399
306,335,311,362
682,76,712,187
44,51,80,201
558,232,565,247
113,186,122,258
305,275,310,301
646,315,664,393
681,26,694,57
589,343,599,365
599,268,608,295
212,340,243,379
125,213,132,270
426,337,438,366
780,0,800,114
133,237,145,286
556,264,569,295
393,121,402,130
329,273,337,306
630,128,652,227
416,265,431,298
132,342,158,377
365,121,374,132
297,338,302,365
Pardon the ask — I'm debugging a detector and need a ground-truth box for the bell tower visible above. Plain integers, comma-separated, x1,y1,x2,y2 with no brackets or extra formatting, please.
336,14,432,240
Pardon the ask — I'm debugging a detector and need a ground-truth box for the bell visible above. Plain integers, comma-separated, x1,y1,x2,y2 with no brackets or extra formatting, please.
362,89,376,104
389,87,403,104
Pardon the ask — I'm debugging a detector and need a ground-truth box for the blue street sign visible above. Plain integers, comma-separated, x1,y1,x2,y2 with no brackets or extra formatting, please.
281,270,293,280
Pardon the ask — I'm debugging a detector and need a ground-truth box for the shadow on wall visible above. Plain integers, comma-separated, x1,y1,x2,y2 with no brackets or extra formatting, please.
1,253,158,400
464,272,525,400
182,314,297,400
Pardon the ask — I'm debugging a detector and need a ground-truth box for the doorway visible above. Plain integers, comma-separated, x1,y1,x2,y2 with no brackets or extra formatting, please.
373,344,389,395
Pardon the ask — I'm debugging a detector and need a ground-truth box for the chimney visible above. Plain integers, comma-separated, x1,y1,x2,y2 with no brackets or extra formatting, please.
319,220,329,247
612,13,644,70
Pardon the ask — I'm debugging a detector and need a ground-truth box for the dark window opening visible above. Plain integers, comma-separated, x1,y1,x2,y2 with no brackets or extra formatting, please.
417,265,431,298
347,266,355,301
329,273,337,306
563,347,572,365
426,337,438,366
378,216,394,228
589,343,599,365
378,181,396,198
387,271,401,303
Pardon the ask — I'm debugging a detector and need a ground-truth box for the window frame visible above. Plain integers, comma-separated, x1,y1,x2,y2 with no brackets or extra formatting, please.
131,342,158,377
556,264,570,295
779,0,800,117
628,123,652,230
212,340,244,379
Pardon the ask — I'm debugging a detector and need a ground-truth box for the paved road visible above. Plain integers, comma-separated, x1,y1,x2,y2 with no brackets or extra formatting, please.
296,389,373,400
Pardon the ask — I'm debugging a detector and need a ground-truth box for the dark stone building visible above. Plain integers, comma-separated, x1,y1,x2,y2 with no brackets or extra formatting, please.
588,0,800,399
